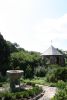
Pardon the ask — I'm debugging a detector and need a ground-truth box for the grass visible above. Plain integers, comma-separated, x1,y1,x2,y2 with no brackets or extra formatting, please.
21,76,62,88
1,77,57,88
21,77,54,86
21,77,46,85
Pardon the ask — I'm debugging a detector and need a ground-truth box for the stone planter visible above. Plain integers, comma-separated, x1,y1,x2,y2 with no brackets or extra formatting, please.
7,70,23,92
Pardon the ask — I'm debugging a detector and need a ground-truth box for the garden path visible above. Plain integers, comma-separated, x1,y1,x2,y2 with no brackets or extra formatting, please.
38,85,57,100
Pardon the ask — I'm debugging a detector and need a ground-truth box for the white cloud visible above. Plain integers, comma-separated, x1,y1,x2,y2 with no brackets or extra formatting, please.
0,0,67,52
0,0,32,44
32,14,67,52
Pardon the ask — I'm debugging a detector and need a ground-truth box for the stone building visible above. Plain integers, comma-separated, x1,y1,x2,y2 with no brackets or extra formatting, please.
42,45,65,66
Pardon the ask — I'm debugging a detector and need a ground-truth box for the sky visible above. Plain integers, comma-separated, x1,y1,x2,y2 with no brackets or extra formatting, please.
0,0,67,53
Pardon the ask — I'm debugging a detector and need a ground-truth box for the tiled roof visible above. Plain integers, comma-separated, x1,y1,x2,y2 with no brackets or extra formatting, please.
42,45,62,55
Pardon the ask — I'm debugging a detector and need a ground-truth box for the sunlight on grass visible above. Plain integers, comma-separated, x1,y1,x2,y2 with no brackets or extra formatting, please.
21,77,48,85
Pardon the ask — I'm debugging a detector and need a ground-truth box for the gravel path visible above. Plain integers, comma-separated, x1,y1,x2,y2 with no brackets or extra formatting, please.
38,85,57,100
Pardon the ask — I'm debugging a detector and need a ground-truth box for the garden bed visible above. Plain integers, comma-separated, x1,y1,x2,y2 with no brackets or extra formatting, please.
0,86,43,100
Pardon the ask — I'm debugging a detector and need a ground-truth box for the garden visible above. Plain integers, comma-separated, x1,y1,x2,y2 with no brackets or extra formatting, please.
0,33,67,100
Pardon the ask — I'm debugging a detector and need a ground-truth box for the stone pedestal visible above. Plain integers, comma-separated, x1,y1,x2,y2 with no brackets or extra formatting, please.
7,70,23,92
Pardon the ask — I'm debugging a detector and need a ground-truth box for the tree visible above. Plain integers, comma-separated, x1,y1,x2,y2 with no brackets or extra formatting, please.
7,41,25,53
0,33,10,75
10,51,42,78
6,41,18,53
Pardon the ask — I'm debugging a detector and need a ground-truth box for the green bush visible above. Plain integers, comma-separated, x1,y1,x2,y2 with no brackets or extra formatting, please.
0,86,42,99
25,65,34,78
46,73,57,82
51,89,67,100
35,66,47,77
0,93,3,100
56,80,66,89
51,81,67,100
33,86,42,95
26,82,35,86
22,91,29,98
3,92,13,100
28,89,35,97
46,67,67,82
0,76,7,82
0,83,2,87
15,92,22,99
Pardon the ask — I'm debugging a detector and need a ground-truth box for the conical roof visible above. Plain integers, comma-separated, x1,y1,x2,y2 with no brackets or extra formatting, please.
42,45,62,55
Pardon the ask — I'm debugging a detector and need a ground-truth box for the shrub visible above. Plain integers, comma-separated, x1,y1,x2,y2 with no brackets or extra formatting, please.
51,81,67,100
46,67,67,82
25,65,34,78
28,89,35,97
0,83,2,87
51,89,67,100
46,73,57,82
56,80,66,89
0,93,3,100
0,86,42,99
22,91,29,98
26,82,35,86
33,86,42,95
35,66,47,77
0,76,7,82
3,92,13,100
15,92,22,99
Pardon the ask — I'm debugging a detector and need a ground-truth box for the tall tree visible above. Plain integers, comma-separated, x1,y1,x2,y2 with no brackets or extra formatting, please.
7,41,25,53
0,33,10,75
6,41,18,53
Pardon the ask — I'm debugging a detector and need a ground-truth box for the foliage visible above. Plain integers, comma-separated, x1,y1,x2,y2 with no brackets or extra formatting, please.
0,86,42,100
0,76,7,82
10,51,41,68
0,33,10,75
0,83,2,87
26,81,35,86
0,33,46,78
51,80,67,100
25,65,34,78
3,92,13,100
6,41,18,53
35,66,47,77
22,77,47,85
51,89,67,100
10,51,42,78
56,80,66,89
46,67,67,82
7,41,25,53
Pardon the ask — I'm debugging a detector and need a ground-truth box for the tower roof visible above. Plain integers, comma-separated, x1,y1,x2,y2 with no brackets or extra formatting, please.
42,45,62,55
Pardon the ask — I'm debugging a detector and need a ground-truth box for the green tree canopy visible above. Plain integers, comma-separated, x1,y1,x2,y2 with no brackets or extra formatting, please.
0,33,10,75
10,51,42,78
10,51,41,69
7,41,25,53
